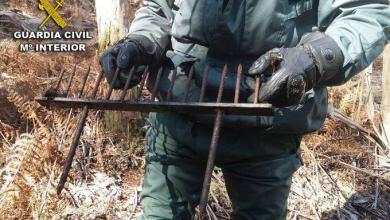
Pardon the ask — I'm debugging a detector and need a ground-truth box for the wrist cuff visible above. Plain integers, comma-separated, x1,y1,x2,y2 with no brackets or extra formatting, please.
124,34,163,64
300,32,344,83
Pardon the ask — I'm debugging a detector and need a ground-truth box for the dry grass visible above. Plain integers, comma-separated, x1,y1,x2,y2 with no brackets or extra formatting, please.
0,1,144,219
1,1,389,219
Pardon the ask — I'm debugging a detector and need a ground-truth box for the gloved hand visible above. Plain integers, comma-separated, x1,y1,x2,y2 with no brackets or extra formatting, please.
100,35,157,89
247,32,344,107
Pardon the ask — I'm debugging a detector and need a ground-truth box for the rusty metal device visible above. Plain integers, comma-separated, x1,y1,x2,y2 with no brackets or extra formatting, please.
35,64,273,217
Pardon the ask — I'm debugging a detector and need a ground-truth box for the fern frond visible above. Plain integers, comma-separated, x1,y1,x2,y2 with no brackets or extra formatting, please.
5,88,69,135
0,134,37,207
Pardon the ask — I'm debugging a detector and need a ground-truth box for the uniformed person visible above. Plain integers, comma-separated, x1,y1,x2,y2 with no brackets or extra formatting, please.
100,1,390,219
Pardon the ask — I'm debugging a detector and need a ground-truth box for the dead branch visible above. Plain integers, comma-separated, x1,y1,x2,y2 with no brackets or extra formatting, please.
327,107,389,153
317,153,390,182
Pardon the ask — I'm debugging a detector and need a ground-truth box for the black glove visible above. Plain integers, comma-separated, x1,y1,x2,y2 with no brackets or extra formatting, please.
247,32,344,107
100,35,158,89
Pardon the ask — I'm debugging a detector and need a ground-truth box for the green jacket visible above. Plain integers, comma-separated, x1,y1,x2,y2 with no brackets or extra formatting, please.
128,0,390,134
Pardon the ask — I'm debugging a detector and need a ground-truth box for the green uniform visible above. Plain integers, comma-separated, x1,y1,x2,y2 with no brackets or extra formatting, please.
126,0,390,219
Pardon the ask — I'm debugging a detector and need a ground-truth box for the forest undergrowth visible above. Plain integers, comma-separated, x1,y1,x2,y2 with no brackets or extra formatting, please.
0,1,389,219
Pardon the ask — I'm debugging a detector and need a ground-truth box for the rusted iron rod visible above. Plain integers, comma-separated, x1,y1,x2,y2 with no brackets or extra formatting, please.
198,64,228,217
234,64,242,103
65,64,77,96
137,66,149,100
77,66,91,98
216,65,228,102
56,70,104,195
151,67,163,101
199,65,210,103
120,67,136,101
35,97,273,115
198,110,223,219
105,68,120,100
254,77,261,104
182,66,195,102
54,68,66,92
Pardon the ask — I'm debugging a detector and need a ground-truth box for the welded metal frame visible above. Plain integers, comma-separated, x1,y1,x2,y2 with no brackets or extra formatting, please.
35,64,272,218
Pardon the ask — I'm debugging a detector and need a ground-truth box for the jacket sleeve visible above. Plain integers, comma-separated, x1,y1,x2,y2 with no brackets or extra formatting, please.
319,0,390,86
127,0,174,59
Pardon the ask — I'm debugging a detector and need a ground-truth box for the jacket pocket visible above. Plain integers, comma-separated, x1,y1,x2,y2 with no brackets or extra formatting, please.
266,87,328,134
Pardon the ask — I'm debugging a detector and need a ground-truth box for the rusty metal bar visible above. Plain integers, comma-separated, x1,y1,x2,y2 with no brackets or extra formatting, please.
254,77,261,104
65,65,77,96
77,66,91,98
166,67,177,102
198,64,228,217
90,71,104,98
137,67,149,100
234,64,242,103
56,70,104,195
198,110,223,219
54,68,66,92
120,67,136,101
105,68,120,100
182,66,195,102
35,97,273,115
216,65,228,103
198,65,210,103
151,67,163,101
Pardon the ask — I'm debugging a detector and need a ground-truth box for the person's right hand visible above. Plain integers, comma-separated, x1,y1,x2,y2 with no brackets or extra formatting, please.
99,38,149,89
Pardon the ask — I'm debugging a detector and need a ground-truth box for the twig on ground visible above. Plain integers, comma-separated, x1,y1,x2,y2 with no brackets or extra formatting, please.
317,153,390,182
301,143,349,200
206,205,219,220
328,107,389,153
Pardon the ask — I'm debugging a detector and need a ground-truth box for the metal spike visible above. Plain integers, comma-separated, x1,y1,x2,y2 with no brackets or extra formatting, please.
137,66,149,100
198,64,228,217
65,64,77,96
254,77,261,104
234,64,242,103
56,70,104,195
77,66,91,98
151,67,163,101
54,68,66,92
120,66,136,101
216,64,228,103
105,68,120,100
199,65,210,103
182,66,195,102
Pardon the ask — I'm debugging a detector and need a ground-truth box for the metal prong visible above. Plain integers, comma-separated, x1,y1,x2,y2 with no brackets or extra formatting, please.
166,67,177,102
137,66,149,100
77,66,91,98
56,70,103,195
182,66,195,102
91,71,104,98
198,64,228,217
120,66,136,101
54,68,66,92
105,68,120,100
234,64,242,103
254,77,261,104
198,109,223,218
151,67,163,101
217,64,228,103
198,65,210,103
65,64,77,97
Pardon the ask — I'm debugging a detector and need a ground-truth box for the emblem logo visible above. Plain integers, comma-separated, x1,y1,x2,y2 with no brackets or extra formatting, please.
38,0,67,29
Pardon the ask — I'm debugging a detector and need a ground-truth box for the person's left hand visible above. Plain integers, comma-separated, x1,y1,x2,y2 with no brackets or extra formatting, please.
246,32,343,107
246,47,317,107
